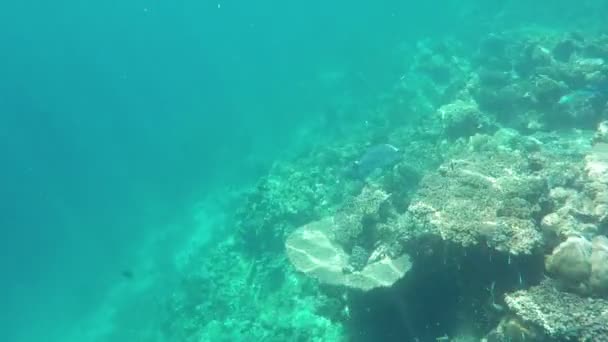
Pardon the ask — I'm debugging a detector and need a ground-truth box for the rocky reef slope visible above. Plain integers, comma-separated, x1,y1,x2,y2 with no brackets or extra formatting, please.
163,28,608,342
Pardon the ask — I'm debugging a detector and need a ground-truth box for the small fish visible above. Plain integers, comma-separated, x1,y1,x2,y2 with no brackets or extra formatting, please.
491,302,505,312
354,144,401,178
121,270,134,280
558,89,598,105
436,334,449,341
558,81,608,105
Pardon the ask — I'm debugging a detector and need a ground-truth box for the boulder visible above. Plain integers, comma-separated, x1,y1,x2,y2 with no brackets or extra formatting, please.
590,236,608,294
545,236,592,286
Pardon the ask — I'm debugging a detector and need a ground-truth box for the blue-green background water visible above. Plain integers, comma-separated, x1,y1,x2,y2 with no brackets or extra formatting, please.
0,1,606,341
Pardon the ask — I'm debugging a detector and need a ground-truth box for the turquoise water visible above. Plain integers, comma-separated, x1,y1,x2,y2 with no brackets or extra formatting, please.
1,1,608,341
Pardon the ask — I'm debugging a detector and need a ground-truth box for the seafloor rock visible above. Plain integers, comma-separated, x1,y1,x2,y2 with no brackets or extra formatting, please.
593,121,608,144
583,142,608,231
285,217,412,291
590,235,608,294
544,235,608,296
539,135,608,247
504,280,608,341
585,142,608,184
571,57,608,83
436,99,491,139
468,30,608,131
164,238,347,341
485,315,542,342
412,37,469,86
540,193,599,245
234,145,360,254
349,245,370,271
539,130,608,297
544,236,592,289
552,38,579,62
404,144,546,255
332,185,390,247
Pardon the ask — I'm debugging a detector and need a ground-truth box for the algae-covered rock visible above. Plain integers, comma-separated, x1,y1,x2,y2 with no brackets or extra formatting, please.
544,234,608,296
405,140,546,255
545,236,593,287
233,143,361,255
437,99,490,139
505,280,608,341
586,142,608,184
586,142,608,229
593,121,608,144
165,237,347,341
333,185,389,247
485,316,542,342
538,129,608,252
467,30,608,130
590,235,608,294
164,28,608,342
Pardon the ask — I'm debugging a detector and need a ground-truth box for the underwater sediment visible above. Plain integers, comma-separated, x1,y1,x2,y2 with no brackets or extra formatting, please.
163,28,608,342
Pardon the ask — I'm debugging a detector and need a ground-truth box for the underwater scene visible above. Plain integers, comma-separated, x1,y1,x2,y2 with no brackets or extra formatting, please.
3,1,608,341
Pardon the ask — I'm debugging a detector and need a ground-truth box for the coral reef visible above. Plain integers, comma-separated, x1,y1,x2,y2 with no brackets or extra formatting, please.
163,28,608,341
437,99,493,139
464,31,608,131
593,120,608,144
234,145,360,255
584,142,608,231
285,188,412,292
485,316,542,342
545,236,593,291
590,235,608,295
503,280,608,341
164,239,346,341
543,234,608,296
405,132,547,255
332,185,390,247
538,135,605,247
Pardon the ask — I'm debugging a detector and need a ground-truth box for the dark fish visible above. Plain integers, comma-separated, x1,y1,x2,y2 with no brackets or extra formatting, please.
121,270,134,280
354,144,401,177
